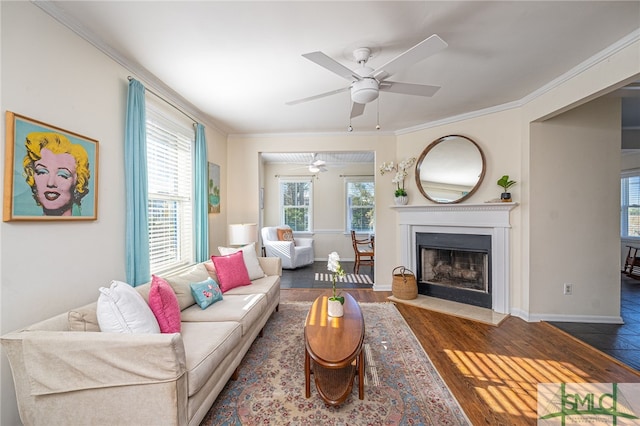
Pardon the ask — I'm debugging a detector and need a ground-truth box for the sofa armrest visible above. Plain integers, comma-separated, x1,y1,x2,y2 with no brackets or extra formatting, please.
258,256,282,277
264,240,295,257
294,237,314,248
3,330,186,396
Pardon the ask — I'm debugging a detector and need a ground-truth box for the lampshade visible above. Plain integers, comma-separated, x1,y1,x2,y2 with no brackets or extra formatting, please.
228,223,258,246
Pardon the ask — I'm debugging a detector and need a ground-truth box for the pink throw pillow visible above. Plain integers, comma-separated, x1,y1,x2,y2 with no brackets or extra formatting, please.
211,251,251,292
148,275,181,333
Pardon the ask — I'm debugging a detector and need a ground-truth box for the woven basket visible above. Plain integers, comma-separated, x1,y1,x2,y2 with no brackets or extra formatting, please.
392,266,418,300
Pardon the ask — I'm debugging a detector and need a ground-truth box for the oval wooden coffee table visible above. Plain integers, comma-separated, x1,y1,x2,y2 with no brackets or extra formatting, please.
304,293,365,406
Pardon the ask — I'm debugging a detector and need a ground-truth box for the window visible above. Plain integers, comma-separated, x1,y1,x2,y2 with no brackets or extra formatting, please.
346,178,375,233
280,178,312,232
146,102,195,274
621,171,640,238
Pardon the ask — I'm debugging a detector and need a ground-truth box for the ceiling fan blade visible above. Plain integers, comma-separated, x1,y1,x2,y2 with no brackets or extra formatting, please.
302,51,361,81
350,102,366,118
380,81,441,97
286,86,350,106
372,34,448,82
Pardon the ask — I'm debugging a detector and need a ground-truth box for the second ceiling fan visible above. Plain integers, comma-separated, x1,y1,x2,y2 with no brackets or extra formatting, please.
287,34,448,119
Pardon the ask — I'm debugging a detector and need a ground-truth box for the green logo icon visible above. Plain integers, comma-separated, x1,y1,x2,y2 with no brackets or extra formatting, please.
538,383,640,425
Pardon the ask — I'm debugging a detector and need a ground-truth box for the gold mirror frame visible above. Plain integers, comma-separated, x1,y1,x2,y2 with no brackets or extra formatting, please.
415,135,486,204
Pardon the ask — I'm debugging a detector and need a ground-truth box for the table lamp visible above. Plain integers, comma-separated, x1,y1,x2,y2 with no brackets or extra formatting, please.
228,223,258,247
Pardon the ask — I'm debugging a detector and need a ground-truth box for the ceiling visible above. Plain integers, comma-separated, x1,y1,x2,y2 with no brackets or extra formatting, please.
38,1,640,135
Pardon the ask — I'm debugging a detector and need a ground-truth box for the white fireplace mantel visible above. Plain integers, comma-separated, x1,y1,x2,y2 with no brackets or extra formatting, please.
393,202,518,314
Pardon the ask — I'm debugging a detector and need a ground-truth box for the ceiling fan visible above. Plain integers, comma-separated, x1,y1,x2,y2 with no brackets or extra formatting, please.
308,153,328,173
286,34,448,119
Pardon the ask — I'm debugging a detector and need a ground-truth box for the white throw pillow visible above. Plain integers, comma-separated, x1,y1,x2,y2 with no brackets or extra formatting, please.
97,280,161,334
218,242,266,280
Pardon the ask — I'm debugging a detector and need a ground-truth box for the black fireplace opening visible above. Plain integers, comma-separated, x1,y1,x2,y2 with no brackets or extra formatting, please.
416,232,492,308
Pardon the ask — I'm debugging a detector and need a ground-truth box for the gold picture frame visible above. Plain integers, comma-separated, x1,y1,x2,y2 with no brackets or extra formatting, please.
3,111,99,221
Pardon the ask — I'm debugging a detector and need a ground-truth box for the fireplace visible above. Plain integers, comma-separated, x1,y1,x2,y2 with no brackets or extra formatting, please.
394,203,517,314
416,232,491,308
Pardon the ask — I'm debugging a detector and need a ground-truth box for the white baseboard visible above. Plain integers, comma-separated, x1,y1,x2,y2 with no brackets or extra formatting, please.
528,313,624,324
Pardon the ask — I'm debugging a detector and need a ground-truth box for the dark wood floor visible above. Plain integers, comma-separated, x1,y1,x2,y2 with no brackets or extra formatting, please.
281,288,640,426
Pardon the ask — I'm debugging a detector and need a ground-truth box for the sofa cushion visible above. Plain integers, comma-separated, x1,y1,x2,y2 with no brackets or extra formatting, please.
203,260,219,282
148,275,181,333
180,321,242,397
223,275,280,308
180,294,267,336
211,251,251,293
164,263,209,311
218,242,266,280
97,281,160,334
190,278,223,309
68,303,100,332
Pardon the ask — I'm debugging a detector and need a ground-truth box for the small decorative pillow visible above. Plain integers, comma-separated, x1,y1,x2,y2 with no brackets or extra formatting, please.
97,280,160,334
277,227,294,242
218,242,266,280
211,251,252,292
190,278,223,309
203,260,219,282
148,275,181,333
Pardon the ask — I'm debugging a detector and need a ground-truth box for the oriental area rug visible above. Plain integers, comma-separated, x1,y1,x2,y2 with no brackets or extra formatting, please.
201,301,470,425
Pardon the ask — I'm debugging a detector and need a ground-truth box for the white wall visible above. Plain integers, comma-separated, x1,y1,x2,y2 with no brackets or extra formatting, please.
530,97,622,321
0,3,226,423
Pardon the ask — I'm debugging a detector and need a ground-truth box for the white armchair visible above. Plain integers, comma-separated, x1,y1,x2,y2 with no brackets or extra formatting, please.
261,226,314,269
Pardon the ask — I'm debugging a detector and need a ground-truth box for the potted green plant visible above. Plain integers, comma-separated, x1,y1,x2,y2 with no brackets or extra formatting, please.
497,175,516,202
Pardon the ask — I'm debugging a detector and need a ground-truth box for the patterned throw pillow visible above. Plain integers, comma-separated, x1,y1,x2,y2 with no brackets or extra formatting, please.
277,228,294,242
190,278,223,309
211,251,252,292
148,275,181,333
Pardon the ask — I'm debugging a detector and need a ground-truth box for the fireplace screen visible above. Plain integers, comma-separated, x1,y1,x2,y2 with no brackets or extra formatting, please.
420,248,488,293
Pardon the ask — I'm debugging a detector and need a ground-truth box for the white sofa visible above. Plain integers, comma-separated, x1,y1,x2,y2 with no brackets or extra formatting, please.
1,257,281,426
261,225,314,269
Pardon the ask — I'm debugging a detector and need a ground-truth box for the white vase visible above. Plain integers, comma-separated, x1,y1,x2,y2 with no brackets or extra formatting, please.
394,195,409,205
327,299,344,317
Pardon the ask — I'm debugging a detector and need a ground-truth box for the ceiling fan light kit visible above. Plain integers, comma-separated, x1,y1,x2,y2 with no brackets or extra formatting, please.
351,78,379,104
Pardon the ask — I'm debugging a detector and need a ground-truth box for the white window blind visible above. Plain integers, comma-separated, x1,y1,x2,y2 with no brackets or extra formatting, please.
621,171,640,238
279,178,312,232
346,177,375,233
146,103,195,274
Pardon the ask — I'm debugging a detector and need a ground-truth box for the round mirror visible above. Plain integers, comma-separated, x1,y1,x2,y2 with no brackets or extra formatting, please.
415,135,486,203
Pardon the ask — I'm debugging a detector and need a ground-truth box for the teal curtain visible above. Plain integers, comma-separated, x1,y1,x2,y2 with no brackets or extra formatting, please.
194,123,209,262
125,78,150,286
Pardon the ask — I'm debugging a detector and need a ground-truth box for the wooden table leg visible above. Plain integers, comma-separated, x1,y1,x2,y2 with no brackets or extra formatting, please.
358,348,364,399
305,348,311,398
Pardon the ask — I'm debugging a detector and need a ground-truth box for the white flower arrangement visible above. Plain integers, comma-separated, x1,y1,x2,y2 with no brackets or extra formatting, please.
380,157,416,197
327,251,346,304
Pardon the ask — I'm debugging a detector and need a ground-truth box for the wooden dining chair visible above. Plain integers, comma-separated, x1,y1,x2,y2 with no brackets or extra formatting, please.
351,231,374,274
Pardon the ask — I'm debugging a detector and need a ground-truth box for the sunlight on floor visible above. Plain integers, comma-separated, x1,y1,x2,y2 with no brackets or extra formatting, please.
445,349,591,419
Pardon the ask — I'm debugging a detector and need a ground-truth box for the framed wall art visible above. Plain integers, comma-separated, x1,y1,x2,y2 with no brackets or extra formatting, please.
3,111,99,221
208,162,220,214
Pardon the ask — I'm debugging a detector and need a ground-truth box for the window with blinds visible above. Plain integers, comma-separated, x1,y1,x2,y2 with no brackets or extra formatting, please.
279,178,312,232
146,104,195,274
346,178,375,233
622,172,640,238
